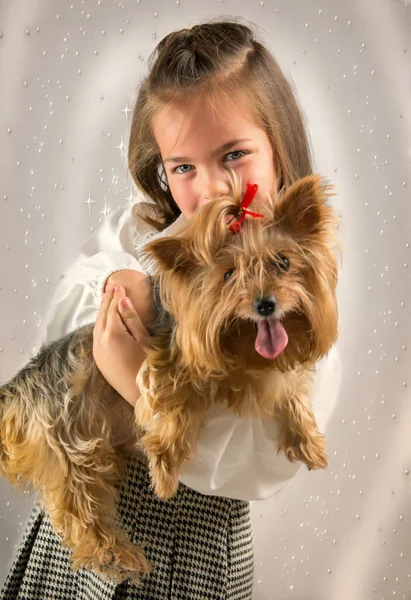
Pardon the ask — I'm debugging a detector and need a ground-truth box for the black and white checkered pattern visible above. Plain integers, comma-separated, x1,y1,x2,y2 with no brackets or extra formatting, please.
1,454,254,599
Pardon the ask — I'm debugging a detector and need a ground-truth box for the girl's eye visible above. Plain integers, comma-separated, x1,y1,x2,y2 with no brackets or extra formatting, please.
172,150,247,174
173,164,192,174
224,269,235,282
225,150,247,162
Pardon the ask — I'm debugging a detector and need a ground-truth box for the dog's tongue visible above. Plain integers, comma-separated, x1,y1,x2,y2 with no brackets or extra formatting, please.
255,319,288,360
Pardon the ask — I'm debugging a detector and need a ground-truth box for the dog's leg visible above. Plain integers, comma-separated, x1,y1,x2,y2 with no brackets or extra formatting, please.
276,388,328,470
42,447,151,584
0,328,152,584
134,376,207,499
140,410,205,499
1,394,152,584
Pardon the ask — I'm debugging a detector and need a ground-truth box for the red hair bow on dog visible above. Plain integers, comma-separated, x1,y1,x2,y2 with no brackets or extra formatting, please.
226,182,264,233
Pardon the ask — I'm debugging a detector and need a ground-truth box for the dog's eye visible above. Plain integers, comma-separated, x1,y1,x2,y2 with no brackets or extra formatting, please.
270,255,290,273
224,269,235,282
279,255,290,271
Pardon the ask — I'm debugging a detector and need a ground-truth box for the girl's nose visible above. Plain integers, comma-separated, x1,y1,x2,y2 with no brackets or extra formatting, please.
201,176,231,206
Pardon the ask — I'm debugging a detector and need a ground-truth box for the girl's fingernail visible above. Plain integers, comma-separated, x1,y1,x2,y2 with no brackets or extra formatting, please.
121,297,132,309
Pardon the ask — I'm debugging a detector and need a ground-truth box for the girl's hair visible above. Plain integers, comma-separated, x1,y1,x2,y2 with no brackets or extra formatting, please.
128,16,315,231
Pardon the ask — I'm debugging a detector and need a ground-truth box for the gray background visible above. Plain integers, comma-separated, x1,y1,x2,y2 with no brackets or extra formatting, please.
1,1,410,598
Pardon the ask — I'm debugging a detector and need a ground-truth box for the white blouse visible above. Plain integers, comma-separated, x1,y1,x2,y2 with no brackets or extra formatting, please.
38,200,342,501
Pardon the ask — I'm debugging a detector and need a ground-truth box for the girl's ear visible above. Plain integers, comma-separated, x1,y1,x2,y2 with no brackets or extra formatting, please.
273,175,336,237
142,236,195,273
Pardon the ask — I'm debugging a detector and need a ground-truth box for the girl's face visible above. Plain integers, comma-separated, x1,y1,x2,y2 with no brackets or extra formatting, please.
152,95,278,219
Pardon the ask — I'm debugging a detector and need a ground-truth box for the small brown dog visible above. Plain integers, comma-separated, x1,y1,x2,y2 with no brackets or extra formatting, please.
0,173,341,584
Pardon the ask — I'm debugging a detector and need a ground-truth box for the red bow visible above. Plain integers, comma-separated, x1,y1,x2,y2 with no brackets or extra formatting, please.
226,182,264,233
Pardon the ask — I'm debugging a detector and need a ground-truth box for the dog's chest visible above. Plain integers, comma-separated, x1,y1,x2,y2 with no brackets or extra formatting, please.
211,368,311,419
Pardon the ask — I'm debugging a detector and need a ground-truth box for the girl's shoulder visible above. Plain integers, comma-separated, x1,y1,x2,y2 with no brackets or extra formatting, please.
132,201,188,246
131,201,159,246
130,199,187,272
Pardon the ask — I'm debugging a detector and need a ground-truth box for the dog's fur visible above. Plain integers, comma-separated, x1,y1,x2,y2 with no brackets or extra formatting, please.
0,173,341,584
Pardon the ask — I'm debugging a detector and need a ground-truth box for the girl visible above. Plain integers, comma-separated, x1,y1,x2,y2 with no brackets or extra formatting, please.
1,16,339,600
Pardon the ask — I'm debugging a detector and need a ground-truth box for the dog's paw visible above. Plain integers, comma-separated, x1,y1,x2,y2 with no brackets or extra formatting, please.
72,531,151,585
93,558,149,586
150,455,180,499
278,432,328,470
304,433,328,470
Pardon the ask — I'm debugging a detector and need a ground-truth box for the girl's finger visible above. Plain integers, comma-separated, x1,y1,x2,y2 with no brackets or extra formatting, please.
106,285,129,333
94,286,114,336
118,296,147,341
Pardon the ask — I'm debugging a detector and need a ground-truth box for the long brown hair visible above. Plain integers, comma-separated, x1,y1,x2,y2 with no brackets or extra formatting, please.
128,16,315,232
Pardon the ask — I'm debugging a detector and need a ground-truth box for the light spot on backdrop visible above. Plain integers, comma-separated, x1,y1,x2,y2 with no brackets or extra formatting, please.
1,2,410,598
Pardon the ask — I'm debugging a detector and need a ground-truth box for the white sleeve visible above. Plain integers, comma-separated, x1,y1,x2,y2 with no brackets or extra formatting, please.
37,203,148,346
310,343,342,433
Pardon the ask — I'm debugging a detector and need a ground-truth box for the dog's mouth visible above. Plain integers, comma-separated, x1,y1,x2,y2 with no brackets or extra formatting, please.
253,318,288,360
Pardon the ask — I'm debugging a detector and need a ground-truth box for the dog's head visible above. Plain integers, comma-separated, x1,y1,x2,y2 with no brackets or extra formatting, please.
141,174,341,377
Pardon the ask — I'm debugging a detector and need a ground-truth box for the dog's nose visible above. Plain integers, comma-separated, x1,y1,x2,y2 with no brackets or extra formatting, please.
253,295,276,317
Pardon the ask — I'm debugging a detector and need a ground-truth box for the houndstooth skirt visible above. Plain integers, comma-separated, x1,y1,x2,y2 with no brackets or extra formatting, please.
0,453,254,600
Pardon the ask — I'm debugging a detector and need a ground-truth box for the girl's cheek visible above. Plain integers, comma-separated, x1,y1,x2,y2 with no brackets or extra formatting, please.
170,190,195,218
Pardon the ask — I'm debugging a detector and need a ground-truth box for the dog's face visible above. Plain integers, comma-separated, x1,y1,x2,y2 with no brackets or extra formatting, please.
143,175,341,376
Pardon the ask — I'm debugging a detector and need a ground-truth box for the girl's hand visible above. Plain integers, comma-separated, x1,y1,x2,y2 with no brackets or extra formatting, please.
93,283,150,407
104,270,154,329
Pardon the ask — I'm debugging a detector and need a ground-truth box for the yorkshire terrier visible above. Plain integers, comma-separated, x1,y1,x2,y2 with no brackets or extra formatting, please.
0,173,341,584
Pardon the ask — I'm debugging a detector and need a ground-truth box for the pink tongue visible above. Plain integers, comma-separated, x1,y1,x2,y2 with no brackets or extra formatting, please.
255,319,288,360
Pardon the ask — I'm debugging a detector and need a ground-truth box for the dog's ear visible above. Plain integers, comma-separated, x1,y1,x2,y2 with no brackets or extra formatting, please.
142,236,195,273
274,175,336,237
